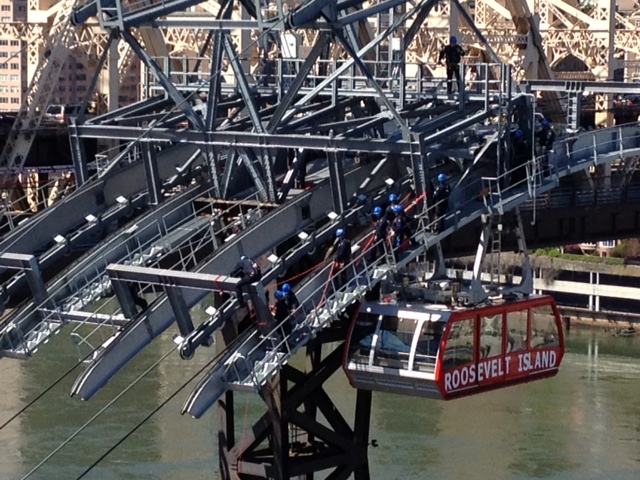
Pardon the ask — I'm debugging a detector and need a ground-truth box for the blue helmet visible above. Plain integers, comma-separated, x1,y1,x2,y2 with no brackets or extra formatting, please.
515,129,524,138
275,290,284,299
541,119,551,127
392,204,404,213
336,228,345,237
240,255,247,261
373,206,382,216
389,193,398,203
438,173,447,183
450,36,457,44
282,283,291,294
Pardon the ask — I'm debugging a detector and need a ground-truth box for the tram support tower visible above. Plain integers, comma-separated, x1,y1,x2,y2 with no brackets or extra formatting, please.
218,322,374,480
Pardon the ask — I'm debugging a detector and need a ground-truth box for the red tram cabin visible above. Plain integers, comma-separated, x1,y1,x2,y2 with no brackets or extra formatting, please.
343,295,564,400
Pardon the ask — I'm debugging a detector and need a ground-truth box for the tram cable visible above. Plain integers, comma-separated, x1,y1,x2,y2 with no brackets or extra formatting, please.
0,350,93,432
20,342,183,480
1,11,285,434
74,339,237,480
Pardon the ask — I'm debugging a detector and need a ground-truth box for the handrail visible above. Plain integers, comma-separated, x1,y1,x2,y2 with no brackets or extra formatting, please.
220,122,640,388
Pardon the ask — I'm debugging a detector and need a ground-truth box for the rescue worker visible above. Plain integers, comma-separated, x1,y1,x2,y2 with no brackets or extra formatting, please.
438,36,466,95
273,290,292,336
432,173,451,233
536,119,556,152
391,204,410,248
385,193,399,222
231,255,262,308
334,228,352,288
281,283,299,314
370,206,389,261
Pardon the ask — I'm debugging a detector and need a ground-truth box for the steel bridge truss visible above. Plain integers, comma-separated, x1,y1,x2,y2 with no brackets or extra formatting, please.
7,1,640,479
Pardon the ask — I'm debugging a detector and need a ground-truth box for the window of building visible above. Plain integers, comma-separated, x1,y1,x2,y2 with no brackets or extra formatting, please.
10,86,19,93
1,17,11,22
0,6,10,11
0,86,8,93
76,85,86,91
10,40,18,46
0,52,7,58
10,97,19,104
0,97,8,103
0,64,8,70
10,63,18,69
10,75,18,81
0,75,7,81
0,40,7,46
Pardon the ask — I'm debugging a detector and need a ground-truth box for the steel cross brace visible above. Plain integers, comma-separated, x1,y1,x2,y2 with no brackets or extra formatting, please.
106,263,272,328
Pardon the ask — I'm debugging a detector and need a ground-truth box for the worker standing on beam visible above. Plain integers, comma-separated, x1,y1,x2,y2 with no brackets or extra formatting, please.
438,36,466,96
231,255,262,308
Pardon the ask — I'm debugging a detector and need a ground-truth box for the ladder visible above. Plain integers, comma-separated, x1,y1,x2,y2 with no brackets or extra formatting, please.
488,218,502,289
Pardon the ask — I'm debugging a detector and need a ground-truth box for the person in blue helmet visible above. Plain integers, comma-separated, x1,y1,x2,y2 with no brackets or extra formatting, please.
231,255,262,308
432,173,451,233
438,36,466,95
536,118,556,152
391,204,411,247
333,228,352,288
281,283,299,315
334,229,351,266
370,205,389,261
272,289,295,337
385,193,399,221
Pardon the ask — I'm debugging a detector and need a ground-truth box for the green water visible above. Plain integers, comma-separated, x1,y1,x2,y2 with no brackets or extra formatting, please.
1,326,639,479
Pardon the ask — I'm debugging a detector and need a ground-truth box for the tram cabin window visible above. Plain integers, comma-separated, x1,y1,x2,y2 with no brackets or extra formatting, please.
374,316,412,369
443,318,475,371
414,321,442,371
531,304,560,348
507,309,528,352
353,312,380,357
480,313,503,359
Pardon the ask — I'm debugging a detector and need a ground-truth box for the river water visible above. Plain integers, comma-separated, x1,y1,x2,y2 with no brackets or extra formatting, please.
1,324,639,480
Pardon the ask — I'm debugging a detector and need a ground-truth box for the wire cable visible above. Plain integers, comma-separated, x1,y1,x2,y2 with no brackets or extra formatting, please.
20,342,177,480
0,350,93,432
0,4,284,430
75,342,234,480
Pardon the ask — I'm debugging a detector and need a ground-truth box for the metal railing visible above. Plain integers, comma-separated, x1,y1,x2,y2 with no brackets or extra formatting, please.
0,186,269,358
218,123,640,390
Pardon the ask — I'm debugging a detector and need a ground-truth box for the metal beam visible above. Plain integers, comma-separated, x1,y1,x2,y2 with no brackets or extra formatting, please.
121,29,205,130
74,124,415,155
141,142,163,206
526,79,640,95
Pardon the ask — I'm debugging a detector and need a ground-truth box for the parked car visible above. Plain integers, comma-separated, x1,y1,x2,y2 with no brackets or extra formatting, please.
45,103,96,123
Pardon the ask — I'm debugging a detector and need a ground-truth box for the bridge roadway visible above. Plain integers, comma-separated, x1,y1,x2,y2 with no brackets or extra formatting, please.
5,122,638,408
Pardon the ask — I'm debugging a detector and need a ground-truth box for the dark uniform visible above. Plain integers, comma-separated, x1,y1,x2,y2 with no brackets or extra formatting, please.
391,209,413,248
432,183,451,233
273,292,291,335
536,124,556,151
334,236,352,289
231,256,262,307
438,38,466,94
372,216,389,260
